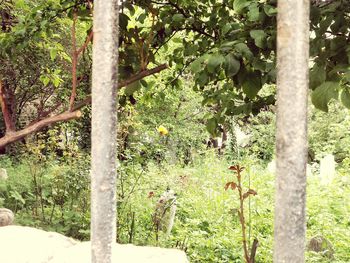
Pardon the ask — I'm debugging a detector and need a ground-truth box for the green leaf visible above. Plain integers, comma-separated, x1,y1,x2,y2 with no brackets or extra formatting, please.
248,3,260,22
250,30,266,48
40,75,50,86
252,58,265,71
340,88,350,109
10,190,25,204
344,71,350,82
234,0,251,14
232,103,252,115
263,5,277,16
224,54,240,77
235,43,253,60
124,2,135,16
221,24,232,35
172,14,185,23
140,79,148,87
319,16,333,35
137,13,147,23
52,76,60,88
207,53,225,73
197,71,209,87
310,65,326,90
242,72,261,99
206,117,218,136
190,58,203,74
311,82,339,112
330,36,347,52
124,81,141,96
50,49,58,61
184,44,199,56
220,41,237,52
172,38,182,43
15,0,26,9
119,13,130,29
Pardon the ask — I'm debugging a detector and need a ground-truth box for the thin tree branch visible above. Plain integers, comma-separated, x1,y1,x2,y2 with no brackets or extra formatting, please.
72,63,168,111
31,101,62,125
77,30,93,57
0,80,15,133
0,110,81,149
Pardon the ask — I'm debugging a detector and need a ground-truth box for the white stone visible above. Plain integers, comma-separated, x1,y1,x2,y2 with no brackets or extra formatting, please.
234,127,251,147
0,226,189,263
320,154,336,185
0,168,8,180
267,159,276,174
154,189,177,236
306,164,313,177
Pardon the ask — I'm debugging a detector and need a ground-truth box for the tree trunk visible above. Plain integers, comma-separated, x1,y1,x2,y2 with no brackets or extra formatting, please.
90,0,119,262
274,1,309,262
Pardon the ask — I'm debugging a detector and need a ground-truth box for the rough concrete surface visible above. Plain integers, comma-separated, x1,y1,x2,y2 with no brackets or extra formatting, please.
0,226,189,263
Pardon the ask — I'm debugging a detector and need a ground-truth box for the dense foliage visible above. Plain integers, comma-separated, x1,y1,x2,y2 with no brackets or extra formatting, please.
0,0,350,262
1,0,350,146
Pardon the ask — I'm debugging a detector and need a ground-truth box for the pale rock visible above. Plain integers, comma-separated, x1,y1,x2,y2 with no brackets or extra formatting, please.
51,242,189,263
319,154,336,185
0,208,14,226
234,127,251,147
0,226,189,263
307,235,334,259
0,168,8,180
267,159,276,174
0,226,77,262
153,189,177,236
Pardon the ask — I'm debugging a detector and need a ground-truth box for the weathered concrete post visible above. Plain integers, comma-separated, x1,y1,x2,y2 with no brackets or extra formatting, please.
274,0,309,262
91,0,119,262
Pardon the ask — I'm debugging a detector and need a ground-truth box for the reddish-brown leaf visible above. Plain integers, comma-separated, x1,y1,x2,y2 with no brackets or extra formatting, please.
247,189,257,195
229,165,245,172
148,191,155,198
224,182,233,190
230,182,237,190
229,165,238,171
243,189,257,199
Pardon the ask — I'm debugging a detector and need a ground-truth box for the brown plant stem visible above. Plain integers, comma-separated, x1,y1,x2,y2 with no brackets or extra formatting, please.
250,238,259,263
236,168,250,263
0,80,15,133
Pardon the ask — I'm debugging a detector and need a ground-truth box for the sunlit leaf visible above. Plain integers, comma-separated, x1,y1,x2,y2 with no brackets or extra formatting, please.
311,82,339,112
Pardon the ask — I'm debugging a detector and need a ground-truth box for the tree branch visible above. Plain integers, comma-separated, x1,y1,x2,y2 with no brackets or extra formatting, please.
72,63,168,111
0,64,168,149
0,110,81,149
77,29,93,57
0,80,15,133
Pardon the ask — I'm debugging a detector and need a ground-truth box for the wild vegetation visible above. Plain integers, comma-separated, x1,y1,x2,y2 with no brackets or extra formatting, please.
1,0,350,262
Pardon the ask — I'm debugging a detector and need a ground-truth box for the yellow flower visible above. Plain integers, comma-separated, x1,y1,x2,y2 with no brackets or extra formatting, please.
157,125,169,136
